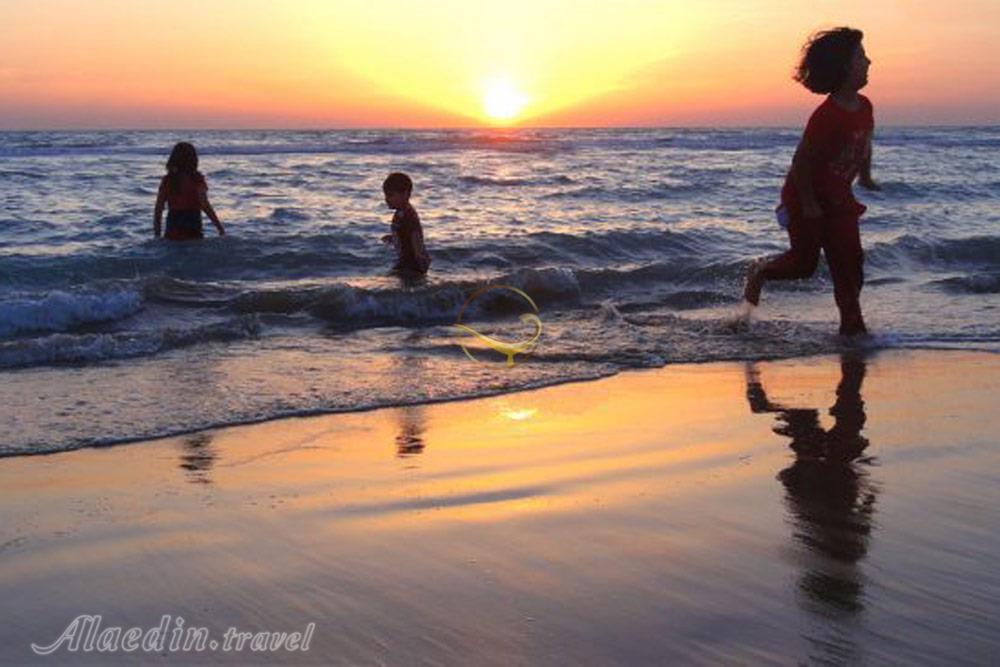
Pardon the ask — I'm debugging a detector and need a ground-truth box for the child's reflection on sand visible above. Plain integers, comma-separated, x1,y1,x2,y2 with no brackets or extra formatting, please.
394,405,427,458
746,355,878,616
178,432,218,485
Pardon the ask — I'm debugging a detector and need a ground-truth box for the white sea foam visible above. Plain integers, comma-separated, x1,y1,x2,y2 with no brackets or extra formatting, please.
0,289,143,338
0,316,260,368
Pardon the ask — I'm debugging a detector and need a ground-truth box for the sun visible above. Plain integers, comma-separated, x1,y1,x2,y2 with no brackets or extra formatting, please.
482,77,528,123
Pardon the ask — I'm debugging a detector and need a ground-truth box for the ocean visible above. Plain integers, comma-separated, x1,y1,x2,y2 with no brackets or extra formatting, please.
1,127,998,456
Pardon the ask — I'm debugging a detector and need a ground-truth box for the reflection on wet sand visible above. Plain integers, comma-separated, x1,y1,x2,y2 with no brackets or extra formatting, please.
746,355,878,617
3,351,998,663
394,406,427,458
390,333,429,459
178,432,218,484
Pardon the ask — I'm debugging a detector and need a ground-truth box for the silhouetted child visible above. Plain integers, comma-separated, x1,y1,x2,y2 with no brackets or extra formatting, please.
381,172,430,275
154,142,225,240
744,27,880,336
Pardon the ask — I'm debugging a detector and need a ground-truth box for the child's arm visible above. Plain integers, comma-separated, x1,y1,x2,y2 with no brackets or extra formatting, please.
790,138,824,219
858,135,881,191
198,189,226,236
153,184,166,238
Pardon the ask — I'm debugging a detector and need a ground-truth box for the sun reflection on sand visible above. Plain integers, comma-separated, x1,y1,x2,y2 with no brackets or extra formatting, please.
501,408,538,421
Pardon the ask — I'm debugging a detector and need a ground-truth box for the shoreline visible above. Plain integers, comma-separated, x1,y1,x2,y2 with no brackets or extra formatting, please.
9,343,993,460
2,348,998,663
0,362,617,461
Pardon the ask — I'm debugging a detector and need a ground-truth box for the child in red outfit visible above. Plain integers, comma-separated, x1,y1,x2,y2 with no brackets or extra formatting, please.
154,142,225,241
745,27,880,336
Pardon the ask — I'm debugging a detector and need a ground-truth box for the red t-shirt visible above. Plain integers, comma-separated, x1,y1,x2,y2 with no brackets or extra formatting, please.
159,171,207,213
781,95,874,217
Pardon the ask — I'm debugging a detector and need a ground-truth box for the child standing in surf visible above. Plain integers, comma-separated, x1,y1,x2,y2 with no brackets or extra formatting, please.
744,27,880,336
381,172,431,276
154,142,226,240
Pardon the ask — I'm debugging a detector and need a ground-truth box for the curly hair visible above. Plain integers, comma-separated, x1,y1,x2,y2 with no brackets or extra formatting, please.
794,27,864,94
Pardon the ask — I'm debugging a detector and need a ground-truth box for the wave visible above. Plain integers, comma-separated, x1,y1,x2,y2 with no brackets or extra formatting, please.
930,272,1000,294
0,288,142,338
0,168,45,179
0,233,374,289
231,267,582,327
867,180,1000,202
227,260,752,329
867,234,1000,270
575,258,746,291
10,231,994,345
1,226,762,291
877,128,1000,150
0,316,260,369
269,207,312,222
542,181,706,201
142,277,240,306
439,227,759,268
457,174,575,187
650,129,800,151
132,259,742,333
10,232,992,305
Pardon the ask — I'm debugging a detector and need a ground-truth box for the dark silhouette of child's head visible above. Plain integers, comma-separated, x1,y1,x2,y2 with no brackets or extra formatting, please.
165,142,199,193
794,27,865,94
167,142,199,175
383,172,413,196
383,172,413,210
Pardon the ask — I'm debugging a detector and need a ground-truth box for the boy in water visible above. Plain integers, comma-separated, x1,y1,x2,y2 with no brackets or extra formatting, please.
381,172,431,275
744,27,880,336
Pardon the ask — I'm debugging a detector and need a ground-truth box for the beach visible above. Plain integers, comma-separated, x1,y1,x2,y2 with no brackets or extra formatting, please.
4,2,1000,664
2,349,997,665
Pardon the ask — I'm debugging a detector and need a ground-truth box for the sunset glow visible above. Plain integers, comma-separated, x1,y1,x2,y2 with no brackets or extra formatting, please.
0,0,998,128
482,77,529,123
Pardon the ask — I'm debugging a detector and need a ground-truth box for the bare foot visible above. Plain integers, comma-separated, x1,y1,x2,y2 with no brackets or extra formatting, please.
743,258,767,306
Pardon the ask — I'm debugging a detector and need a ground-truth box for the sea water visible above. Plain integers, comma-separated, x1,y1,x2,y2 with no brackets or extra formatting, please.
1,127,998,455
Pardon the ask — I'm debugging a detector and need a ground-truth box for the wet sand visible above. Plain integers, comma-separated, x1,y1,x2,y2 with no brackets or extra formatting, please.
1,350,998,665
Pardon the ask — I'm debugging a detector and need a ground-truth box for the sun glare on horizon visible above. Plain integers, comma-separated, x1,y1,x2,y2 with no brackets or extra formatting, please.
482,77,529,123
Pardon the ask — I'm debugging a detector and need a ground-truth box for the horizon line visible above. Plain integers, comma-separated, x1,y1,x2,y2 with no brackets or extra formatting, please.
2,122,998,133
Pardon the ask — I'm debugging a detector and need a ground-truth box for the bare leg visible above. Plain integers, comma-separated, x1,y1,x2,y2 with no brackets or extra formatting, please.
822,214,867,336
744,216,822,306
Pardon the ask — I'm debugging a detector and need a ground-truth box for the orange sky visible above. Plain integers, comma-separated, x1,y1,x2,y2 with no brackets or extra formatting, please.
1,0,998,129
